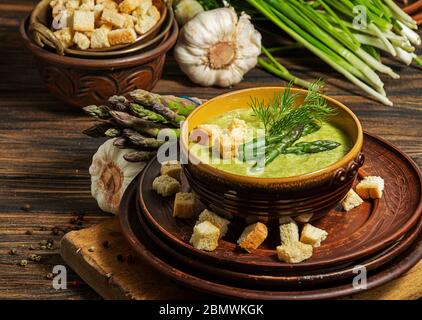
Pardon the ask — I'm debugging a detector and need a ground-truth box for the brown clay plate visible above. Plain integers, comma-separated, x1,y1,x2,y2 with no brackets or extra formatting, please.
135,191,422,286
138,133,422,272
121,177,422,299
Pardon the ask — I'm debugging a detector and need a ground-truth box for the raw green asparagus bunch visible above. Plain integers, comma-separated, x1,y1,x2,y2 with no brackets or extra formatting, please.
83,89,204,162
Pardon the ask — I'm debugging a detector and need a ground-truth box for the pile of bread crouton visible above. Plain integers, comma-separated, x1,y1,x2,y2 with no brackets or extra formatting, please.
50,0,160,50
152,160,385,264
191,119,250,160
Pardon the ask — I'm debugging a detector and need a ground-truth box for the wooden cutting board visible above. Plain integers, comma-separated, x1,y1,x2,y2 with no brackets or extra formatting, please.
60,217,422,300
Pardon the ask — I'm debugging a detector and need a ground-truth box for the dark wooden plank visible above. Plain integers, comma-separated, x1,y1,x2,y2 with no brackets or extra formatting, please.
0,212,108,300
0,0,421,300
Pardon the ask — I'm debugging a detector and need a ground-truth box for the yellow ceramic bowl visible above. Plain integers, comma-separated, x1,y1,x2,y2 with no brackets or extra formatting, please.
181,87,364,220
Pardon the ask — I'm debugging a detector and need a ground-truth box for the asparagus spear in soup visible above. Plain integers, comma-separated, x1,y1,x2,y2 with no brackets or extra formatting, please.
252,125,304,170
283,140,341,155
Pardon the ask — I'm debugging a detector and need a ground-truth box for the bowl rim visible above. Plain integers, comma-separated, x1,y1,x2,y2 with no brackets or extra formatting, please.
20,16,179,69
181,86,363,185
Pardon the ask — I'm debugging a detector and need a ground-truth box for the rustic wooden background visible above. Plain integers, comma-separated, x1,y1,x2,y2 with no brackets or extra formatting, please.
0,0,421,299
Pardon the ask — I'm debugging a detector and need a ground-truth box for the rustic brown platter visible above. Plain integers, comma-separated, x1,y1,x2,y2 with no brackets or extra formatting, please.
135,192,422,286
137,133,422,272
121,177,422,299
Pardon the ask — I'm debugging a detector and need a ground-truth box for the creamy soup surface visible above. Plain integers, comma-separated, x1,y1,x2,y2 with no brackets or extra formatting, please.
189,108,352,178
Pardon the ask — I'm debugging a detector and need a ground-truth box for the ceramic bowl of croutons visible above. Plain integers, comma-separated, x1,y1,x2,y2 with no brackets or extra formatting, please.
20,12,178,108
26,0,168,57
181,87,364,221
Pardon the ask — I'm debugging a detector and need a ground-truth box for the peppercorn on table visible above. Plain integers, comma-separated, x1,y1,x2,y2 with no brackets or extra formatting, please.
1,0,422,300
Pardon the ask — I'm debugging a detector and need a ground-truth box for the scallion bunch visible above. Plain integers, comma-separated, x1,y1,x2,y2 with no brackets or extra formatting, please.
248,0,421,106
206,0,421,106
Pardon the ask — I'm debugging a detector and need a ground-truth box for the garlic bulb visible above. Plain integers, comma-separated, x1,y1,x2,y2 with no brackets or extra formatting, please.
89,139,145,215
174,7,262,87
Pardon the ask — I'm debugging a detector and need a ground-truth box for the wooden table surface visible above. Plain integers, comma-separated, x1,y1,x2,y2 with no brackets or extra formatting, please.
0,0,421,300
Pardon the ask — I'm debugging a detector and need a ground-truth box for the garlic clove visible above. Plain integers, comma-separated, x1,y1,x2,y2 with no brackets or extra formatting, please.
200,8,237,41
214,67,241,88
236,13,262,56
232,14,261,80
174,44,206,64
233,56,258,75
174,0,204,26
184,65,216,87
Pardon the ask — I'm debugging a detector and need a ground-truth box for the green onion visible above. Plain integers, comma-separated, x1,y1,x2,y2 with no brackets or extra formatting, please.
383,0,417,29
234,0,419,106
269,0,384,90
316,0,360,48
247,0,392,105
258,47,313,88
414,56,422,67
267,43,303,52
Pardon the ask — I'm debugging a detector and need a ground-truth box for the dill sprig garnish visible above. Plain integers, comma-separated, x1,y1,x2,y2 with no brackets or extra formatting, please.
250,80,333,137
246,80,336,169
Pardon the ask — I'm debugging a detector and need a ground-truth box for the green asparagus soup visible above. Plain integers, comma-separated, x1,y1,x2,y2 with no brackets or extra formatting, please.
190,108,351,178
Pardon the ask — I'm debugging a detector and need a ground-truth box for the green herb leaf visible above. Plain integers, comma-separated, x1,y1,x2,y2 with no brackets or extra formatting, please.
250,80,334,138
